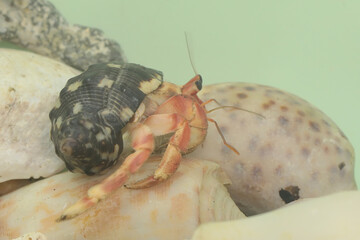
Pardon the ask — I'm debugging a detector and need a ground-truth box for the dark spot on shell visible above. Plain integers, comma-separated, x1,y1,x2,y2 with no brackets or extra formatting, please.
8,87,16,93
258,143,273,157
244,86,256,91
297,110,305,117
311,172,319,181
335,146,343,154
216,87,227,93
323,146,330,153
248,136,259,152
338,162,345,170
286,98,301,105
309,121,320,132
262,100,276,110
278,116,289,126
280,106,288,112
295,117,303,124
279,186,300,204
229,112,238,120
252,165,263,181
301,147,310,158
4,15,11,22
322,119,331,127
228,85,236,90
262,103,270,109
338,128,348,140
237,93,248,99
314,138,321,146
219,126,228,134
221,143,232,155
274,89,285,95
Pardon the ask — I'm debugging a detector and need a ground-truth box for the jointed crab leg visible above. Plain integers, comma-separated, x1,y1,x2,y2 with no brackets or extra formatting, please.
57,124,155,221
126,120,191,189
57,113,188,221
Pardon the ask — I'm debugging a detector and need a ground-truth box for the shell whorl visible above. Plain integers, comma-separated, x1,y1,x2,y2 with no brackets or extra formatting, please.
49,63,163,175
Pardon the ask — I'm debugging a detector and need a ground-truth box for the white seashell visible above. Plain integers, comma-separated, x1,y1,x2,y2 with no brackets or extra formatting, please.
192,190,360,240
0,157,245,240
11,232,46,240
0,49,79,183
190,83,357,215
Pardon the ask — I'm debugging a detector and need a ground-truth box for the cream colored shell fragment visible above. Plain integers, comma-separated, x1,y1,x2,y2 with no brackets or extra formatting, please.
189,83,357,215
0,158,245,240
12,232,46,240
192,191,360,240
0,49,79,182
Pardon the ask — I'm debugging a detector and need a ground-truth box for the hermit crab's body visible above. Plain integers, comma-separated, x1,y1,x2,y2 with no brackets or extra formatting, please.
50,62,208,221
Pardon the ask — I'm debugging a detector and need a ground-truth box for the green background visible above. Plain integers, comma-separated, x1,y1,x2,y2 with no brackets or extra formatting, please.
2,0,359,185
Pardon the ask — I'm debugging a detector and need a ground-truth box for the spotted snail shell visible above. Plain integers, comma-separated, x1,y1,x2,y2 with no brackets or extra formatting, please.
49,63,163,175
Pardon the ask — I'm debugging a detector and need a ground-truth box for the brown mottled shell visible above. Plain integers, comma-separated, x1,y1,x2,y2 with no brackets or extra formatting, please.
49,63,163,175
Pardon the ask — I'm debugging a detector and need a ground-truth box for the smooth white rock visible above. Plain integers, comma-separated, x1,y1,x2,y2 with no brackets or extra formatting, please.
0,49,79,182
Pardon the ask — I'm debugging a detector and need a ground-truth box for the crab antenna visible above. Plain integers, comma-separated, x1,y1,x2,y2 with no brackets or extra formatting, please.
184,32,198,75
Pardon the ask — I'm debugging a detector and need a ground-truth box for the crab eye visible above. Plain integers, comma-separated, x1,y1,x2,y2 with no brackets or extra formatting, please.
195,75,202,90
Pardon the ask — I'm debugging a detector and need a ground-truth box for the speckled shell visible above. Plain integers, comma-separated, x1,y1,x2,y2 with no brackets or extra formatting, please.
49,63,163,175
189,82,357,215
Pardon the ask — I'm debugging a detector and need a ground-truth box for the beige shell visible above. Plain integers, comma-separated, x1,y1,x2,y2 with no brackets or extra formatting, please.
0,158,244,240
189,83,357,215
192,190,360,240
0,48,79,183
11,232,47,240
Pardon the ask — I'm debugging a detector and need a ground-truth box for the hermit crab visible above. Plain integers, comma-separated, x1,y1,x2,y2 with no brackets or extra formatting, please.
49,62,238,221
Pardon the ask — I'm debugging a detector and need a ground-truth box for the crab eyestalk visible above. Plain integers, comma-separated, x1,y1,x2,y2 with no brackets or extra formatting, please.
181,74,202,96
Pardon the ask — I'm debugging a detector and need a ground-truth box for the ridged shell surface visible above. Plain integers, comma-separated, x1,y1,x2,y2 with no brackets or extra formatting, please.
49,63,163,175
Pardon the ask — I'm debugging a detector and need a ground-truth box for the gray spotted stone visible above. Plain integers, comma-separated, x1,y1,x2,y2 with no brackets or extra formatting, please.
0,0,125,71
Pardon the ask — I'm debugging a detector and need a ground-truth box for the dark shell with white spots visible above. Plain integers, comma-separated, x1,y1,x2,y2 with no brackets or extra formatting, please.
49,63,163,175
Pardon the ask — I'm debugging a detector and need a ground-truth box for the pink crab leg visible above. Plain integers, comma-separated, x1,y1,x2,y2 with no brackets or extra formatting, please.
57,124,155,221
57,113,186,221
126,119,191,189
